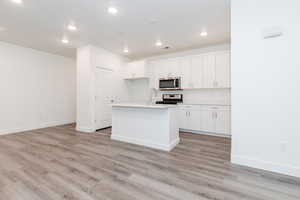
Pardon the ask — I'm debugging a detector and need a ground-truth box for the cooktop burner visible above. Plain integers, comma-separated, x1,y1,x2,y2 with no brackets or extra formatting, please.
155,94,183,105
155,101,178,105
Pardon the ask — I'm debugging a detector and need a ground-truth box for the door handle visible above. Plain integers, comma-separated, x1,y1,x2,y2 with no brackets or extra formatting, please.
186,111,190,117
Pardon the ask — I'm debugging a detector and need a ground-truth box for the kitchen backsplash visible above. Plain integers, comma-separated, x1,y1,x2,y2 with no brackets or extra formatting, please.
156,89,231,105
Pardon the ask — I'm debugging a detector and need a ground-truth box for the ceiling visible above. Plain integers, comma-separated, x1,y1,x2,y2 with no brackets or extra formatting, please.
0,0,231,59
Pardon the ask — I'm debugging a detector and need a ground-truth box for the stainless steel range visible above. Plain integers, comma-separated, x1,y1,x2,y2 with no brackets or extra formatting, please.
156,94,183,105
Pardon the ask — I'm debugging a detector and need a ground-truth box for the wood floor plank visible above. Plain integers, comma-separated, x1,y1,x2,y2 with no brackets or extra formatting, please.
0,124,299,200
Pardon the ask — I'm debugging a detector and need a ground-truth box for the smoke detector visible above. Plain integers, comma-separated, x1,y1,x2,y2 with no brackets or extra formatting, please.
162,46,171,50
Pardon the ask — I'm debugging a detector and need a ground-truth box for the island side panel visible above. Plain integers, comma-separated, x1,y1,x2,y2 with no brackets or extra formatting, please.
111,107,176,151
168,108,180,149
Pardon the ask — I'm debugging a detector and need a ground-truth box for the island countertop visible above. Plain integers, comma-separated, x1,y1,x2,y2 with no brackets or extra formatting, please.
111,103,176,109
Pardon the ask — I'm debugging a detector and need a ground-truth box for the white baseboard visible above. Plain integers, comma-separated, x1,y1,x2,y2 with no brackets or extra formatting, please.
76,126,95,133
232,155,300,178
180,128,231,138
111,134,180,152
0,120,75,136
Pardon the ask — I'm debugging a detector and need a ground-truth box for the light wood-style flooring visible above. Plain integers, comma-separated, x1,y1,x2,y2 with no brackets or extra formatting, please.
0,124,299,200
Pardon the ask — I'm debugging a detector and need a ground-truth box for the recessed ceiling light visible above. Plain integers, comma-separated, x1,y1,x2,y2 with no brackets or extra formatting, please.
200,31,208,37
108,7,118,15
123,48,129,53
61,39,69,44
68,25,77,31
155,40,162,47
11,0,22,4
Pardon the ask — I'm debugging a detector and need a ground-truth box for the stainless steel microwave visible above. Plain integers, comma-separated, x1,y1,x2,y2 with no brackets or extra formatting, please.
159,77,181,90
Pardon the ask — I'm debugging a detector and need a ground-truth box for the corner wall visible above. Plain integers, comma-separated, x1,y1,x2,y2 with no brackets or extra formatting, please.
0,42,76,135
231,0,300,177
76,45,129,132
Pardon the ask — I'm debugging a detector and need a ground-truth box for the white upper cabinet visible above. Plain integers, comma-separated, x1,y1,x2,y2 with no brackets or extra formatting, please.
190,55,204,88
133,50,231,89
202,54,216,88
215,51,231,88
183,51,230,89
178,57,191,89
164,59,180,77
125,60,147,79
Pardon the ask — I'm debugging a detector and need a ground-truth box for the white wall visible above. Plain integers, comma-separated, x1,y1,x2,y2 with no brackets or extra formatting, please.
127,43,231,105
126,79,151,103
76,46,94,132
231,0,300,177
76,45,129,132
0,42,76,135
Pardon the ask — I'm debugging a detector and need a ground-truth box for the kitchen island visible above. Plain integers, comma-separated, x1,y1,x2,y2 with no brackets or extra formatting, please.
111,104,180,151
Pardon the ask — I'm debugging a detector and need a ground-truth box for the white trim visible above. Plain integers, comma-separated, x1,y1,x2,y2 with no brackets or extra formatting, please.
180,128,231,138
0,121,75,136
111,135,180,152
168,138,181,151
76,126,95,133
232,155,300,178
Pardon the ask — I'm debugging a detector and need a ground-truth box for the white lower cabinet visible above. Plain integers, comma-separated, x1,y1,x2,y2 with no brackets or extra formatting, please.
186,110,202,131
178,109,189,129
199,110,215,133
214,110,231,135
178,105,231,136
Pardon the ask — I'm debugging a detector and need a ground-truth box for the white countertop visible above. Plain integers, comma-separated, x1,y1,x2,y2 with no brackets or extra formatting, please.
179,103,231,106
111,103,176,109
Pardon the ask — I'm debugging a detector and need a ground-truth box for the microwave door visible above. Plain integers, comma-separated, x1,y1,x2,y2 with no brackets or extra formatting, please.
160,80,173,89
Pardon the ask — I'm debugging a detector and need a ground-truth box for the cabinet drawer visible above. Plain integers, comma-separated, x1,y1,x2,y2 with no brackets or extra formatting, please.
179,105,231,111
201,105,231,111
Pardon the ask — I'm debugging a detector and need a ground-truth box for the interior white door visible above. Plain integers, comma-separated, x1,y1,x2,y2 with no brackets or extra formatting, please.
215,52,231,88
95,68,114,130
